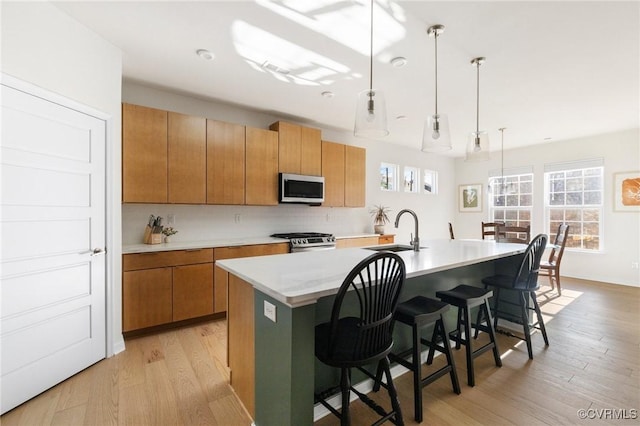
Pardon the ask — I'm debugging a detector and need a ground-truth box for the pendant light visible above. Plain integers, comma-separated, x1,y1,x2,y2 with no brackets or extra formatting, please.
421,24,451,152
354,0,389,138
465,57,490,161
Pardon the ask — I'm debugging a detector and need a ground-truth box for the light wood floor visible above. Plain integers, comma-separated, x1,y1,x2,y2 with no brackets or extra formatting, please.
2,277,639,426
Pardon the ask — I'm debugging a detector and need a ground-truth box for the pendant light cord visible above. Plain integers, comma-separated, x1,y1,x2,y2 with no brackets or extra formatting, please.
369,0,373,93
476,61,480,134
434,31,439,115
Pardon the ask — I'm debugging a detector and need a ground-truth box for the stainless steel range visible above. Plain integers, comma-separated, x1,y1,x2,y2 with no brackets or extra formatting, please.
271,232,336,252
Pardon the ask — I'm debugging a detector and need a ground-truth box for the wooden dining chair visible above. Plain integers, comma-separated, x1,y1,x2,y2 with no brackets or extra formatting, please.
496,224,531,243
481,221,505,240
539,224,570,295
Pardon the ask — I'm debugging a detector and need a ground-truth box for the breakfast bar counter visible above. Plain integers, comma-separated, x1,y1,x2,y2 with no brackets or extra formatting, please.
216,239,526,426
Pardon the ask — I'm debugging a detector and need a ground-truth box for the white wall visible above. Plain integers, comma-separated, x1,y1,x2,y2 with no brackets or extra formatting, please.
122,82,457,246
453,129,640,287
1,2,124,353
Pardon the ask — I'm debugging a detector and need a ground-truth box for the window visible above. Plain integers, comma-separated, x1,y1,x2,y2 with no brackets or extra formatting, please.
379,162,399,191
423,169,438,194
489,172,533,228
403,166,419,193
544,160,603,251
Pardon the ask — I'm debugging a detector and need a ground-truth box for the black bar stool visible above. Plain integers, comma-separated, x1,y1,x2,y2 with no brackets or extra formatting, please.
376,296,461,423
435,285,502,387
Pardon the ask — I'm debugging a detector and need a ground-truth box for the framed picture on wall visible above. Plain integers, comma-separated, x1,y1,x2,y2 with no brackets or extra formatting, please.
459,183,482,212
614,171,640,211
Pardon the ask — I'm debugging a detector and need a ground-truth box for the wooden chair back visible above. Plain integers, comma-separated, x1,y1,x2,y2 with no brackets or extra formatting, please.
448,222,455,240
511,234,548,290
481,221,505,240
496,224,531,244
548,224,570,265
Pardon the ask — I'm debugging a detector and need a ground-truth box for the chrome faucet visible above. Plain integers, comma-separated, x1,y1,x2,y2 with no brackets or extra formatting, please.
394,209,420,251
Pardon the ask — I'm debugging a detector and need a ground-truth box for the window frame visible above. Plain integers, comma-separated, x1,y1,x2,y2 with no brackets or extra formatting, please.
488,172,534,229
543,164,604,252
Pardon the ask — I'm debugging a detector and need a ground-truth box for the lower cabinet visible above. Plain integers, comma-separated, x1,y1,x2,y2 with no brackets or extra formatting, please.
123,249,214,332
213,243,289,313
335,235,395,249
123,244,289,333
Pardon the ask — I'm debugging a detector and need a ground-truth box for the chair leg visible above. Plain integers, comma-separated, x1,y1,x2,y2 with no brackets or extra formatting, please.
547,271,554,290
382,357,404,426
411,323,423,423
372,360,383,392
520,292,533,359
437,318,461,395
340,367,351,426
454,308,463,350
463,306,475,387
555,268,562,296
532,293,549,346
482,299,502,367
492,287,501,332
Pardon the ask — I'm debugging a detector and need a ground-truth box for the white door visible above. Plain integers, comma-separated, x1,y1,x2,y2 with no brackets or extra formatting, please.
0,80,107,414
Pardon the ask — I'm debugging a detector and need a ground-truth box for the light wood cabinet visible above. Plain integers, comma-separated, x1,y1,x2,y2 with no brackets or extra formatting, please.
123,249,214,332
168,112,206,204
173,263,214,321
321,141,345,207
207,120,246,205
122,103,168,203
213,243,289,313
378,234,395,244
345,145,366,207
123,267,172,331
270,121,321,176
245,127,279,205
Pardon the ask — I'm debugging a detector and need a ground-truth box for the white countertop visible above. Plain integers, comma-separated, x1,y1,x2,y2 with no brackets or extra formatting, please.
216,239,526,308
122,236,289,254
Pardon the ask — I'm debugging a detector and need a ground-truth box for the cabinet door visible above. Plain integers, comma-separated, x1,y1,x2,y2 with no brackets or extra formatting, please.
173,263,214,321
168,112,206,203
345,145,366,207
122,103,168,203
123,267,172,331
271,121,301,174
245,127,278,205
321,141,345,207
207,120,246,205
300,126,321,176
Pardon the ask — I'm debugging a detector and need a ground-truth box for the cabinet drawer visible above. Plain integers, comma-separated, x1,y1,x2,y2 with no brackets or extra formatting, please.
214,243,289,260
124,248,214,271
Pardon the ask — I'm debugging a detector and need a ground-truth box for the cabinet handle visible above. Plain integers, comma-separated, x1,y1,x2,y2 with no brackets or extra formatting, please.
184,249,203,252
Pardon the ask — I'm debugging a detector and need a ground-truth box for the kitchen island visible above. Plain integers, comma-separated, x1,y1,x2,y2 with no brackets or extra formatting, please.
216,239,526,426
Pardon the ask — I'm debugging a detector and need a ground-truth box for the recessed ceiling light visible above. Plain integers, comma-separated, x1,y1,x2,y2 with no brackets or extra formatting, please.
396,115,408,120
544,137,553,141
321,91,334,98
390,57,407,68
196,49,214,60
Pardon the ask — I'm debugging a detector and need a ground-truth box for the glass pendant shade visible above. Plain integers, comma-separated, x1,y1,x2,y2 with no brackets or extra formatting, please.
465,130,490,161
354,89,389,138
421,113,451,152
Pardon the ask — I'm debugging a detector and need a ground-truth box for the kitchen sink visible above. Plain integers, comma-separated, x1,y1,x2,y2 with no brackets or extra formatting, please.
365,244,426,252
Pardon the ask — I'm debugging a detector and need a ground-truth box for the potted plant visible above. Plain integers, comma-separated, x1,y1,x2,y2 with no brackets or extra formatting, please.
369,205,391,235
162,226,178,243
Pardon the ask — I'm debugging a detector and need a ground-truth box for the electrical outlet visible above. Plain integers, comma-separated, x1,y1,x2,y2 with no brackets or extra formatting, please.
167,214,175,225
264,301,276,322
234,214,241,223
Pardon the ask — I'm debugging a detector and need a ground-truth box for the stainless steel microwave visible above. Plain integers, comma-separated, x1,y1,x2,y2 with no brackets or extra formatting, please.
279,173,324,205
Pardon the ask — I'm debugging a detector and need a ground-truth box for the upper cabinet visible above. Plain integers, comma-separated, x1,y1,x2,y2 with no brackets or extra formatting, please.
122,104,364,207
207,120,246,205
245,127,279,205
270,121,321,176
122,103,168,203
321,141,345,207
345,145,366,207
168,112,206,204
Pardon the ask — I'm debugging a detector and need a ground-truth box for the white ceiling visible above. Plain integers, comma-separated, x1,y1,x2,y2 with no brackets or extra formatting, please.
54,0,639,157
